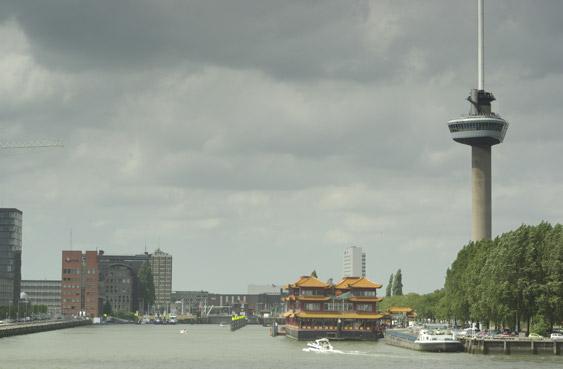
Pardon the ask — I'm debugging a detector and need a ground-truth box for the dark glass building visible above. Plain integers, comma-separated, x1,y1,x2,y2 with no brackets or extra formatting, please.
0,208,23,306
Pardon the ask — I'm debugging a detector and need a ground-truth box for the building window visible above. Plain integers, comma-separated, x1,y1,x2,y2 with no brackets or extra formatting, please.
355,304,373,312
303,303,321,311
301,289,323,296
354,290,377,297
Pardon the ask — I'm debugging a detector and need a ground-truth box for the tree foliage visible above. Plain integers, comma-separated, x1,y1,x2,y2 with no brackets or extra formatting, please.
392,269,403,296
379,290,448,321
386,273,393,297
138,261,155,312
0,303,48,319
102,300,112,316
443,222,562,331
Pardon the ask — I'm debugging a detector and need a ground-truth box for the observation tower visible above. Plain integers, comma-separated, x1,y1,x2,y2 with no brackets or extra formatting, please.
447,0,509,241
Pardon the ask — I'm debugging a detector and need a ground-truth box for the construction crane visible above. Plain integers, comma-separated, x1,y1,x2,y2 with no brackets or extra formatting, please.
0,140,64,150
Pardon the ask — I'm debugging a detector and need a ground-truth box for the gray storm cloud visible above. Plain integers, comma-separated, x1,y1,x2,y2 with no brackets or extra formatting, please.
0,0,561,293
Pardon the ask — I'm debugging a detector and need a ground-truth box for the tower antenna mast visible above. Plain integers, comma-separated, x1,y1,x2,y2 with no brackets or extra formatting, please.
447,0,509,241
478,0,484,90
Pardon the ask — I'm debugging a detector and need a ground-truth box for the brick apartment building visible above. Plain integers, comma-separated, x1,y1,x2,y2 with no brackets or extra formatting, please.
61,250,100,317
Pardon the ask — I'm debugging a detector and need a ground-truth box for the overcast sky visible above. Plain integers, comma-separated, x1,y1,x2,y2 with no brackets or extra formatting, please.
1,1,562,294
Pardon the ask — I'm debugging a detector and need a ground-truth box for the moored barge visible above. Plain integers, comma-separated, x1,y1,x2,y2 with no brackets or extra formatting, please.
385,327,463,352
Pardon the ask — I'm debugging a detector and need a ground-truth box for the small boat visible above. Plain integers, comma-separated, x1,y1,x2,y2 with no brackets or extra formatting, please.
303,338,342,353
179,329,188,334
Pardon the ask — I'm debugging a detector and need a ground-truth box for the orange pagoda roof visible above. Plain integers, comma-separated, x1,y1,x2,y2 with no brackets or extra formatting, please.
335,277,382,289
388,306,414,314
287,275,330,289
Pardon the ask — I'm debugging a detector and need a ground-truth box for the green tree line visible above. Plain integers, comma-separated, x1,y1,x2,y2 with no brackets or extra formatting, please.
0,303,48,319
385,269,403,297
379,223,562,335
443,222,562,333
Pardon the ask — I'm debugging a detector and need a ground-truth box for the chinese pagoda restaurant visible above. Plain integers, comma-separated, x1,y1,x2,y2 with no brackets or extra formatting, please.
282,275,384,341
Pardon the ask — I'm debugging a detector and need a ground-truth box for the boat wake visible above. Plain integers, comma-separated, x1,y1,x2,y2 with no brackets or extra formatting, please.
341,350,369,356
303,347,394,357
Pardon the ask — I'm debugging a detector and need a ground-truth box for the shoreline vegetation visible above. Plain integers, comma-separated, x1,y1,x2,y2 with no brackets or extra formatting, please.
380,222,562,336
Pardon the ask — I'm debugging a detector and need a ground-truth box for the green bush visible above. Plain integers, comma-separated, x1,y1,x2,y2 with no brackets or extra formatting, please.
530,315,550,337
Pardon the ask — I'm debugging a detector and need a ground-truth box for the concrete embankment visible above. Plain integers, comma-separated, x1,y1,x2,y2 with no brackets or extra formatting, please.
0,319,92,338
461,337,561,355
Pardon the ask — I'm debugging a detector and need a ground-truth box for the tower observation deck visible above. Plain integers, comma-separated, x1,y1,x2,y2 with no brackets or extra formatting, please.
447,0,509,241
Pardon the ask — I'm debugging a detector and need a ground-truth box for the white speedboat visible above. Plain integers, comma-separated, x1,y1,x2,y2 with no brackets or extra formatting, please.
179,329,188,334
303,338,342,353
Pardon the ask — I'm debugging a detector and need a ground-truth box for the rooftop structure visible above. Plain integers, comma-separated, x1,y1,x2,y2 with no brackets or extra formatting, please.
447,0,509,241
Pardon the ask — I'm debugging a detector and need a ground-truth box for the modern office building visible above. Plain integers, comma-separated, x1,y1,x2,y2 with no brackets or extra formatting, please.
150,248,172,311
447,0,509,241
21,279,61,316
61,250,100,317
343,246,366,278
0,208,22,306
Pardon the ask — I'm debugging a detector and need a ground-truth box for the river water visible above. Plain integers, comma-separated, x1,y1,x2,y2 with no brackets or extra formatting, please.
0,325,561,369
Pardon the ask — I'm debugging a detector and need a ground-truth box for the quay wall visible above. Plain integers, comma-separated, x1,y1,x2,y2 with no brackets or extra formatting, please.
0,319,92,338
462,338,561,355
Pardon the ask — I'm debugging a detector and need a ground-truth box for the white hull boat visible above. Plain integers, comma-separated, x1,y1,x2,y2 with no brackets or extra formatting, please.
302,338,342,353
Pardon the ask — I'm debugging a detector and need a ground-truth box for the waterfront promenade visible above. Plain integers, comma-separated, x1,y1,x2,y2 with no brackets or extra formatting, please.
0,319,91,338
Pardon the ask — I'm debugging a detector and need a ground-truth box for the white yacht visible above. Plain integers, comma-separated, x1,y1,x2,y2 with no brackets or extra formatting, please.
303,338,342,353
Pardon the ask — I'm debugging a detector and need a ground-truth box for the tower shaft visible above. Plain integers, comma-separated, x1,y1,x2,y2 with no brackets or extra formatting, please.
471,145,491,240
447,0,508,242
